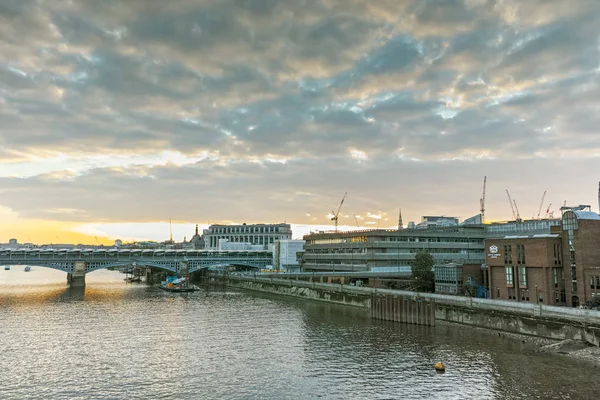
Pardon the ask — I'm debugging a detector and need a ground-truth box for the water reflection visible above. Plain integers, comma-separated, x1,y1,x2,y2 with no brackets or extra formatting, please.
0,279,598,399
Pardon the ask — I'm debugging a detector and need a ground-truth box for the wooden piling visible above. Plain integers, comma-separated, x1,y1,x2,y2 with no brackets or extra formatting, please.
371,294,435,326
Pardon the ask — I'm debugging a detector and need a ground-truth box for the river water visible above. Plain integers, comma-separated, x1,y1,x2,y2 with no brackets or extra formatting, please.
0,268,598,399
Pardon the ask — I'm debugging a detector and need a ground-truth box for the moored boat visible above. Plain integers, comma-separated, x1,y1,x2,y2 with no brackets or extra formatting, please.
24,266,31,272
4,265,10,270
159,276,199,292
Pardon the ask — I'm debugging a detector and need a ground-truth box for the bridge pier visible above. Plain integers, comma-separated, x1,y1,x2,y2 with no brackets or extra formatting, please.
179,261,189,277
67,261,86,287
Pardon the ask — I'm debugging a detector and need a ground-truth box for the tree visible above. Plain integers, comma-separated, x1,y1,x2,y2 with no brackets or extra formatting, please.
411,251,435,292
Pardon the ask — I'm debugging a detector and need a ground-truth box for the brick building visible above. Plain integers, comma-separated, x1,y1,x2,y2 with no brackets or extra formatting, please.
486,234,565,305
486,209,600,307
559,210,600,307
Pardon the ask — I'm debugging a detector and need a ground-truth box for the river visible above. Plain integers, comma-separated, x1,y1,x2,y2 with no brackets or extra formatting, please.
0,268,598,399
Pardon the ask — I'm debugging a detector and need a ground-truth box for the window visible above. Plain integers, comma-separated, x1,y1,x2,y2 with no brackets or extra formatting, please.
506,266,514,286
553,268,559,288
519,267,527,287
508,288,516,300
520,289,530,301
504,245,512,265
515,244,526,264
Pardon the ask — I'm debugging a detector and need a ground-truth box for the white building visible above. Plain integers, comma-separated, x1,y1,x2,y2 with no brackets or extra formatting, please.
218,239,266,251
203,223,292,250
273,240,305,271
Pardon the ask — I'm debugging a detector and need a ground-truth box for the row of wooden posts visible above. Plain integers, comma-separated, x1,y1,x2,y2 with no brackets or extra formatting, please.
371,294,436,326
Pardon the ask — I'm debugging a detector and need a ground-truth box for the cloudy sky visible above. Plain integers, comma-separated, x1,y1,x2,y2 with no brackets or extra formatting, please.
1,0,600,244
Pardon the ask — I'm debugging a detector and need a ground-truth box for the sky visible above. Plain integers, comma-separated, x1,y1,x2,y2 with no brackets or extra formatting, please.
1,0,600,244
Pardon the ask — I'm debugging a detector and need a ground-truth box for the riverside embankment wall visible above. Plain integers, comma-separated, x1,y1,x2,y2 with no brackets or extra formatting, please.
216,274,600,345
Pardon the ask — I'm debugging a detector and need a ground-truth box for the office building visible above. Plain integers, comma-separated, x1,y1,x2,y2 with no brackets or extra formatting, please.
301,226,486,272
203,223,292,250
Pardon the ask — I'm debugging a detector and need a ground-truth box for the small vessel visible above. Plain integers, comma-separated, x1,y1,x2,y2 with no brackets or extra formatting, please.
125,276,141,283
159,277,199,292
24,266,31,272
434,362,445,372
4,265,10,270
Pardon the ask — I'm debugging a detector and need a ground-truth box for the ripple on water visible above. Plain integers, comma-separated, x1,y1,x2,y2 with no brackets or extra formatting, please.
0,280,599,399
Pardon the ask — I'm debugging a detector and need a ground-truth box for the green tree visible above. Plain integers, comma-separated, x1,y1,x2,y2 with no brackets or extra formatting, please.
411,251,435,292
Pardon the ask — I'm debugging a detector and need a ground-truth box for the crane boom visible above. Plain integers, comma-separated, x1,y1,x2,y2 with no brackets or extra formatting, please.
480,176,487,223
513,199,521,221
506,190,517,220
536,191,547,219
545,203,552,219
331,192,347,232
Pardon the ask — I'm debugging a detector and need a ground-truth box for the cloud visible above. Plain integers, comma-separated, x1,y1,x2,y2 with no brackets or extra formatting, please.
1,0,600,233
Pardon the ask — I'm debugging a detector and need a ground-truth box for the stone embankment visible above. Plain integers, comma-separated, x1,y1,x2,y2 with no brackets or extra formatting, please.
214,274,600,350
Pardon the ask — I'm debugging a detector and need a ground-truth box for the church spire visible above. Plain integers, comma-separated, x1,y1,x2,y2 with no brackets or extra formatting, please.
195,224,199,235
398,208,404,230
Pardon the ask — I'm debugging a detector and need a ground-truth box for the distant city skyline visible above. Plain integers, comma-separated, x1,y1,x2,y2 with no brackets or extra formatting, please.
2,1,600,244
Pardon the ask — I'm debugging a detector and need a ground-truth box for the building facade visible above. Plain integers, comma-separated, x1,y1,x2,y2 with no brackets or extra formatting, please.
203,223,292,250
560,210,600,307
301,226,486,272
485,234,565,305
434,263,484,295
273,240,305,272
485,219,562,237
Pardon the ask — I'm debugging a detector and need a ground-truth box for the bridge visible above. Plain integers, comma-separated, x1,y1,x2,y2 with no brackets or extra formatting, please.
0,248,273,286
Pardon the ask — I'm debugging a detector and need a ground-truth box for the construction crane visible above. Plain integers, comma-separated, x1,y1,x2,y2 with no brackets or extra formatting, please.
513,199,522,221
331,192,347,232
169,218,173,243
545,203,553,219
506,190,517,220
353,214,360,228
480,176,487,223
536,191,547,219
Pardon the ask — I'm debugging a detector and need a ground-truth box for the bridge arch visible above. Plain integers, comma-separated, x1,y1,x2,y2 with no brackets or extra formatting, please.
6,262,75,274
190,262,263,273
85,261,178,274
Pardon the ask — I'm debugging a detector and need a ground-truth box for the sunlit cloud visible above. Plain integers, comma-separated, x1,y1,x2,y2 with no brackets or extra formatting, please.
1,0,600,242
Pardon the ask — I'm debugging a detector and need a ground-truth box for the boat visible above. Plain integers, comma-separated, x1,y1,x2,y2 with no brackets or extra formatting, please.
125,276,141,283
159,277,199,292
4,265,10,270
24,266,31,272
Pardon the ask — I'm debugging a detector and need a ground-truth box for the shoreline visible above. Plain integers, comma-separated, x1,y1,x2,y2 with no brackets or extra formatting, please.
437,320,600,367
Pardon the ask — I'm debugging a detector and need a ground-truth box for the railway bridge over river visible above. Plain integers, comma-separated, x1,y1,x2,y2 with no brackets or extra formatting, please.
0,248,272,286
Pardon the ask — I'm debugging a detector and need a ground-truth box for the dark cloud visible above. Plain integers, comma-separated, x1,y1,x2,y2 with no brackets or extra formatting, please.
1,0,600,223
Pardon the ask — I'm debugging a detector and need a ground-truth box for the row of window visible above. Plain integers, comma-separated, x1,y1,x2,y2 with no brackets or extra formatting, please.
310,237,483,244
209,226,287,234
505,266,527,287
207,236,285,247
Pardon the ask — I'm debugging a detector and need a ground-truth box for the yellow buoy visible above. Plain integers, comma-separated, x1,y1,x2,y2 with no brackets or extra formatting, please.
434,362,445,372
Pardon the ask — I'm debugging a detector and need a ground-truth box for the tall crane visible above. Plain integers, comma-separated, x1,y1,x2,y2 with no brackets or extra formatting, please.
480,176,487,223
536,191,547,219
331,192,347,232
353,214,360,228
545,203,553,219
513,199,522,221
506,190,517,221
